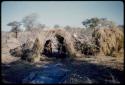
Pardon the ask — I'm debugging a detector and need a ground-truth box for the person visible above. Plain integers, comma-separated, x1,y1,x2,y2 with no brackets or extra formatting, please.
44,40,52,55
57,37,66,58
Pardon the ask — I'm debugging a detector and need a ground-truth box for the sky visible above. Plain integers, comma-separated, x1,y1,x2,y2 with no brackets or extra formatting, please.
2,1,124,31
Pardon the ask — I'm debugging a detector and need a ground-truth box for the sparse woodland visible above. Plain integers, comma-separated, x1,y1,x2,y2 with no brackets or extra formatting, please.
2,16,124,84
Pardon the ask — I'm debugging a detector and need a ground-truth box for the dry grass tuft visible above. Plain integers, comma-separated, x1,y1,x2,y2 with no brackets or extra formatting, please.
54,29,77,58
27,38,41,62
92,27,124,57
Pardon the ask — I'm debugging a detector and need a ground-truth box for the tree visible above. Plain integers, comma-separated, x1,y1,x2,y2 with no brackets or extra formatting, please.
82,17,116,30
54,24,60,29
32,24,46,31
22,13,38,31
64,25,71,31
97,18,116,28
37,24,46,29
7,21,21,38
82,17,99,30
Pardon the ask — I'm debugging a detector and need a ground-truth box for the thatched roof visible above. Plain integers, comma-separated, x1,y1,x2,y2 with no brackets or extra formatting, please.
92,27,124,56
36,29,77,57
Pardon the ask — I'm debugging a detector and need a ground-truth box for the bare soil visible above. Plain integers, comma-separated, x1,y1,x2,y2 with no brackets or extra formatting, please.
1,31,124,84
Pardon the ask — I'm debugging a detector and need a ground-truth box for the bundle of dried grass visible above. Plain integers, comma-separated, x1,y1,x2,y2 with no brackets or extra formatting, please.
54,29,77,58
27,38,41,62
92,27,124,57
31,29,77,59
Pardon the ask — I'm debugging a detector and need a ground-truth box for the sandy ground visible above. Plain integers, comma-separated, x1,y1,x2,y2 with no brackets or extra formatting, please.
2,48,124,84
1,32,124,84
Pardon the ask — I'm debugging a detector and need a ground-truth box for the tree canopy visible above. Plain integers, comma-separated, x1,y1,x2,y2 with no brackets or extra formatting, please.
82,17,116,29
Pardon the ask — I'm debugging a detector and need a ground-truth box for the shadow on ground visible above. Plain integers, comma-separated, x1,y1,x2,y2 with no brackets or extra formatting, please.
63,59,124,83
1,57,124,84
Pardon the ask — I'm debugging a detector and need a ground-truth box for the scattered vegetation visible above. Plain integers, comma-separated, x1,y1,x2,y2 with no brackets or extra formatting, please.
2,16,124,84
7,21,22,38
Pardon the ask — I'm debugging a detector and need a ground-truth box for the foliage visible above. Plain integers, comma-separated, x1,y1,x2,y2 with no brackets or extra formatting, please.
54,24,60,29
82,17,116,30
22,13,39,31
7,21,21,38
